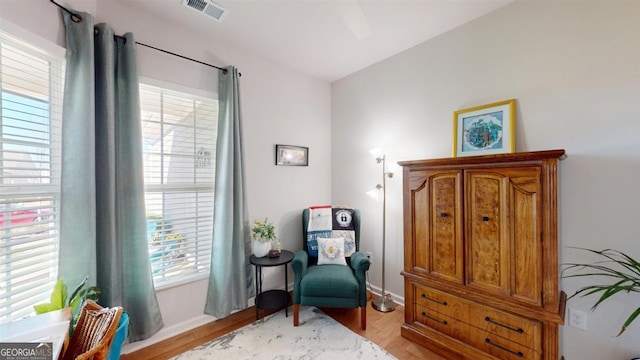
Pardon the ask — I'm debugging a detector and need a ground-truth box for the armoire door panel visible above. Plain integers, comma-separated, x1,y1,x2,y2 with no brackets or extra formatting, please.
411,174,429,274
430,171,463,283
466,173,509,294
510,169,541,305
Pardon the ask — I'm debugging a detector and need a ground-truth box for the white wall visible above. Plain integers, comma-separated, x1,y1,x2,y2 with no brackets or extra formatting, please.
332,1,640,358
0,0,332,351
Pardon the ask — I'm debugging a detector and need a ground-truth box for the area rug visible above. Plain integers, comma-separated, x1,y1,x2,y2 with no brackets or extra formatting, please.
171,307,398,360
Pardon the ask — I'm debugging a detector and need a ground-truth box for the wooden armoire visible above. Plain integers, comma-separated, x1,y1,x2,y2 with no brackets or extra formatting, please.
399,150,566,360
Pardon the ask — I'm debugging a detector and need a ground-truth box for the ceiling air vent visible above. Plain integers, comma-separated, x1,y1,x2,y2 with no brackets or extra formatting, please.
182,0,228,22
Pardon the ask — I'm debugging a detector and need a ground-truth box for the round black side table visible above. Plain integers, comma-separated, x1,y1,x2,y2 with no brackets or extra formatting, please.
250,249,294,320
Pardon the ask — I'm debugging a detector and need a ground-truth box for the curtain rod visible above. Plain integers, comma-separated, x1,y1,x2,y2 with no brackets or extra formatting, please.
49,0,234,75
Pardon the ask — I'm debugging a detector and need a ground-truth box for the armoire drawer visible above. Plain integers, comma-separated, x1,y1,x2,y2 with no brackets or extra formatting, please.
467,302,542,351
415,304,541,360
412,281,542,351
412,283,467,319
472,330,542,360
414,304,468,341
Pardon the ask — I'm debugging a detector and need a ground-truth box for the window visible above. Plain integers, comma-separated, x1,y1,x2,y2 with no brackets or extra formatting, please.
140,81,217,289
0,30,64,322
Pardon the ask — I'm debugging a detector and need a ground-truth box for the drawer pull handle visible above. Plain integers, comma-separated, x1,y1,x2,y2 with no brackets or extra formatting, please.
482,216,489,221
484,316,524,334
421,293,447,306
440,212,446,218
485,338,524,357
421,311,447,325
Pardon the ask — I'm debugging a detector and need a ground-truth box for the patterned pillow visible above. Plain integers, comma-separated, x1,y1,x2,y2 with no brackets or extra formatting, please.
317,237,347,266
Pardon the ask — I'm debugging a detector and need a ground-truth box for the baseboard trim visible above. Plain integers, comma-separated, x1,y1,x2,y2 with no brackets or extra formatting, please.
122,313,216,354
122,297,258,354
367,284,405,307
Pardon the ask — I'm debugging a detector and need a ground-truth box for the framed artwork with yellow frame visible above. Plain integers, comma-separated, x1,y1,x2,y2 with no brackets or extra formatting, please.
453,99,515,157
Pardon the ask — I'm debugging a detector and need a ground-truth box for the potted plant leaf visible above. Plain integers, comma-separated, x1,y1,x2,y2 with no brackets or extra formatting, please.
34,275,100,330
563,247,640,336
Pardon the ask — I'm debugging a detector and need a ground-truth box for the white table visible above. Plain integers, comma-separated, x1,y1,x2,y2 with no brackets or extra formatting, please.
0,308,71,359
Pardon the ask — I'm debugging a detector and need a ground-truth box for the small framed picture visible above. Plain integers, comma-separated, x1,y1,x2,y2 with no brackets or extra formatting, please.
275,144,308,166
453,99,515,157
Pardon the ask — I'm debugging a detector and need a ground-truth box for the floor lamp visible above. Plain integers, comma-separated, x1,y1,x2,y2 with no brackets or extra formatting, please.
372,153,396,313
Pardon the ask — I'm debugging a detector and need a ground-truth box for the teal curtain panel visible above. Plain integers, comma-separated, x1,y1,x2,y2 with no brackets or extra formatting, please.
204,66,254,318
58,10,164,342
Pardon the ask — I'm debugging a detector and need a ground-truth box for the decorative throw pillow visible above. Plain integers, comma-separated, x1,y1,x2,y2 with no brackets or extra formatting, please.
317,237,347,266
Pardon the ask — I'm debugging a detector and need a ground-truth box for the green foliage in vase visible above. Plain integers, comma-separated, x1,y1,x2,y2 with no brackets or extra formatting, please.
251,218,276,242
563,247,640,336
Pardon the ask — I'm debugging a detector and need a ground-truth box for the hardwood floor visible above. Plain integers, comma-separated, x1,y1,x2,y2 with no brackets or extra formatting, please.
321,304,446,360
122,303,446,360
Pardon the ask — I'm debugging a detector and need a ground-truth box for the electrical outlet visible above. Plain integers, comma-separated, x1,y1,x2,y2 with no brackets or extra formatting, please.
366,251,373,265
569,308,587,331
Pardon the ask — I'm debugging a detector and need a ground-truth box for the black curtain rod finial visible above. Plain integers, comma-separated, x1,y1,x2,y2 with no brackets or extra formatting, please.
50,0,82,22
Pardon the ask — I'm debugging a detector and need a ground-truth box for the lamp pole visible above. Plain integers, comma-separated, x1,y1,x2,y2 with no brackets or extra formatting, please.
372,154,396,313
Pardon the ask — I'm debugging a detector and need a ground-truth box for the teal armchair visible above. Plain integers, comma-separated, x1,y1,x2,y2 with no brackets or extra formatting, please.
292,208,370,329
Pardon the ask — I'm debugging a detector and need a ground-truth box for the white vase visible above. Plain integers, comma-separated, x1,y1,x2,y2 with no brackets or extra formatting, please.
252,239,271,258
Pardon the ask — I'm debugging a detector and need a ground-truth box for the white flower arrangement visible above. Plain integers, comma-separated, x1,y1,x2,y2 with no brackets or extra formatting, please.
251,218,276,243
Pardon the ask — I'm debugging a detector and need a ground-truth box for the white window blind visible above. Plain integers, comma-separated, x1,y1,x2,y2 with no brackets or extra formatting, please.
140,82,217,289
0,30,64,322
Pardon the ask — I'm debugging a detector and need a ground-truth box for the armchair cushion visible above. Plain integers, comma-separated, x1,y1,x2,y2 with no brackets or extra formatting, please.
300,265,359,300
317,237,347,266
